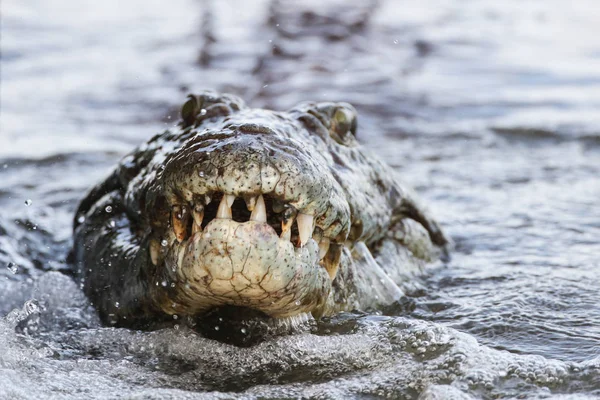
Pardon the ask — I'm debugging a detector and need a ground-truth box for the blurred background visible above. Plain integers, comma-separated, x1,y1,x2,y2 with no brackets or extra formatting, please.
1,0,600,398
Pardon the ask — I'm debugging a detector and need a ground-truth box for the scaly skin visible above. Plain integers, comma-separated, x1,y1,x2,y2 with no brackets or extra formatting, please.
72,91,448,328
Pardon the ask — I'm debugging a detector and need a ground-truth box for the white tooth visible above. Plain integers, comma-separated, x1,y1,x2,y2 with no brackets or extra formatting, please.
245,196,257,211
296,212,314,246
149,239,160,265
319,237,330,260
225,194,235,207
191,205,203,234
177,246,186,270
192,221,202,234
216,195,232,219
281,228,291,241
205,195,212,205
250,195,267,222
193,205,204,228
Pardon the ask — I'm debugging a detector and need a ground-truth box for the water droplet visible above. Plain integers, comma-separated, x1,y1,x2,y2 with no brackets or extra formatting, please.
115,302,120,308
198,171,205,177
170,283,175,288
294,300,301,306
24,199,32,206
200,108,207,116
241,328,247,334
7,263,18,274
161,239,168,247
105,205,113,213
173,314,178,320
77,215,85,223
161,281,167,287
214,326,220,331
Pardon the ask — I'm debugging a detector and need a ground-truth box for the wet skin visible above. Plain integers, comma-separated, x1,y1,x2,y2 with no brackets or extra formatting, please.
72,92,448,329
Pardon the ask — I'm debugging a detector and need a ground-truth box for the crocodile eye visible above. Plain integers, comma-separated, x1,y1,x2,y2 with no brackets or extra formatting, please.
329,106,357,145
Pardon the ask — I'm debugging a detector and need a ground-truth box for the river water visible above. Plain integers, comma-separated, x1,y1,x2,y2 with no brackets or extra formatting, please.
1,0,600,398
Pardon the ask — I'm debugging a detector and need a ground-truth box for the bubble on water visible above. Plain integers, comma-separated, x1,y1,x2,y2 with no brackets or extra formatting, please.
240,328,247,334
214,325,220,331
24,199,32,206
200,108,207,115
7,262,18,274
295,300,301,306
161,281,167,287
77,215,85,223
198,171,205,177
170,283,175,288
105,205,113,213
173,314,178,320
161,239,168,247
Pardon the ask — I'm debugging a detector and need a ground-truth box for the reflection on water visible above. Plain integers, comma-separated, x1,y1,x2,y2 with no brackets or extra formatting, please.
1,0,600,398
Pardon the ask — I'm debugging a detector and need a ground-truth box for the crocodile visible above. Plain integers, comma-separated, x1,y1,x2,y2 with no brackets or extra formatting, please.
72,91,448,331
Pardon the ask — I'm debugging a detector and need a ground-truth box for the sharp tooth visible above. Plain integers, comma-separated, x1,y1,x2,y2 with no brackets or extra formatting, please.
216,195,233,219
225,194,235,207
323,244,342,280
296,212,314,246
192,205,204,232
281,207,297,240
192,219,202,234
172,205,190,242
319,237,330,260
177,245,186,271
149,239,161,265
245,196,257,211
250,195,267,222
281,228,291,241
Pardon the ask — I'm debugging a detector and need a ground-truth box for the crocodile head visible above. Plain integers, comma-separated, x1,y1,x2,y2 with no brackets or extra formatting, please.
73,92,447,328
